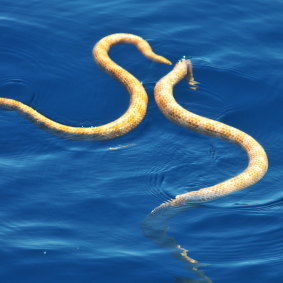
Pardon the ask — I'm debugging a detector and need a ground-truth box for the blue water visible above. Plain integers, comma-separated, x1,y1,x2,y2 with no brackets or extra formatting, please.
0,0,282,282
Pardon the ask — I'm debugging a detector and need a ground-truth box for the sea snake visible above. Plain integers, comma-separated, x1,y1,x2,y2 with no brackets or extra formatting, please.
0,33,171,139
0,33,268,281
142,59,268,282
153,59,268,207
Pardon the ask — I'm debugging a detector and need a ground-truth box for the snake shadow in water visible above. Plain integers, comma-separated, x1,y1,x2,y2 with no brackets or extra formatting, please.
141,201,212,283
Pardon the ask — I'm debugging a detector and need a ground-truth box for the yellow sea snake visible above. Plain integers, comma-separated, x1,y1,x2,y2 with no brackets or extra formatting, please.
0,33,268,281
142,59,268,282
0,33,171,139
154,59,268,204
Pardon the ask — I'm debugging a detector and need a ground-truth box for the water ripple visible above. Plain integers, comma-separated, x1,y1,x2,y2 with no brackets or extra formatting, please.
0,77,38,105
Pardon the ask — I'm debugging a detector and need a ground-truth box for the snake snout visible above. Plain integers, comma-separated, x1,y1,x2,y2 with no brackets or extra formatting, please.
176,58,195,85
184,59,195,84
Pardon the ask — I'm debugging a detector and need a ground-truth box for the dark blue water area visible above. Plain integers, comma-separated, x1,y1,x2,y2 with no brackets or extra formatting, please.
0,0,282,282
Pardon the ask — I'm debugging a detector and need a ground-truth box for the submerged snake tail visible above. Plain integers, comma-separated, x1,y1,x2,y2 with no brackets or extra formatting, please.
0,33,171,140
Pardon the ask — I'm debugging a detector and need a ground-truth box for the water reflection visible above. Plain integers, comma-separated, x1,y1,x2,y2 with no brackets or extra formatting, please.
142,202,212,283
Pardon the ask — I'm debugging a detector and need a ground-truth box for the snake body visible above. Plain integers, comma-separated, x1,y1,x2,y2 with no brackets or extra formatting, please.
0,33,171,140
1,33,268,281
143,59,268,282
153,59,268,208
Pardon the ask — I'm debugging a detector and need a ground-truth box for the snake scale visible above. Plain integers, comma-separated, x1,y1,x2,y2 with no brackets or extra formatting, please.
0,33,268,280
153,58,268,207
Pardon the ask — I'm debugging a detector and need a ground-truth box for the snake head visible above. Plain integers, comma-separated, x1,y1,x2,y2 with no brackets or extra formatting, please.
178,58,200,89
184,59,199,86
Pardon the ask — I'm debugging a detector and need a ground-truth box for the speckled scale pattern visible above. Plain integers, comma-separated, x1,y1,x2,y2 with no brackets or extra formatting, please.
0,33,171,140
0,34,268,204
154,59,268,208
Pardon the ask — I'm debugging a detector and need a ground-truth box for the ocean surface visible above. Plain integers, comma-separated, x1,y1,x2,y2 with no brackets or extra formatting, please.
0,0,282,282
